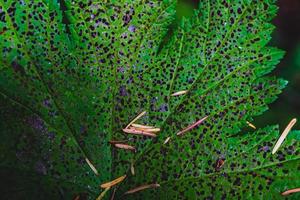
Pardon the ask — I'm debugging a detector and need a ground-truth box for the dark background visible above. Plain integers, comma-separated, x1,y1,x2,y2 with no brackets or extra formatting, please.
178,0,300,130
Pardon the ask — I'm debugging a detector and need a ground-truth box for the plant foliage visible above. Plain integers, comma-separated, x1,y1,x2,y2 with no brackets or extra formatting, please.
0,0,299,199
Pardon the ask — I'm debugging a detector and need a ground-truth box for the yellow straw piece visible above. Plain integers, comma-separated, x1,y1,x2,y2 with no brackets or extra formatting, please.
272,118,297,154
125,111,147,129
100,175,127,189
246,121,256,129
281,188,300,196
171,90,187,96
85,158,99,176
96,187,111,200
124,183,160,194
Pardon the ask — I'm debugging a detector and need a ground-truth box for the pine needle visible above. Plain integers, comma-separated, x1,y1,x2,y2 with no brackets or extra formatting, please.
131,123,155,129
100,175,127,188
133,127,160,133
114,143,136,152
123,128,157,137
246,121,256,129
176,116,208,136
171,90,187,96
109,140,126,144
125,111,147,129
281,188,300,196
215,159,225,170
110,188,116,200
130,123,160,133
73,195,80,200
85,158,99,176
131,160,135,175
96,187,111,200
272,118,297,154
163,137,171,144
124,183,160,194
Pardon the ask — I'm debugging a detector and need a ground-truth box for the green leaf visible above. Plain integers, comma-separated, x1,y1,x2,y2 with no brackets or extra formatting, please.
0,0,299,199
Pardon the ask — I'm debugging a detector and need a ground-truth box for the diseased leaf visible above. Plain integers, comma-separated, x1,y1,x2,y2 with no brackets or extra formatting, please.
123,125,299,199
0,0,299,200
